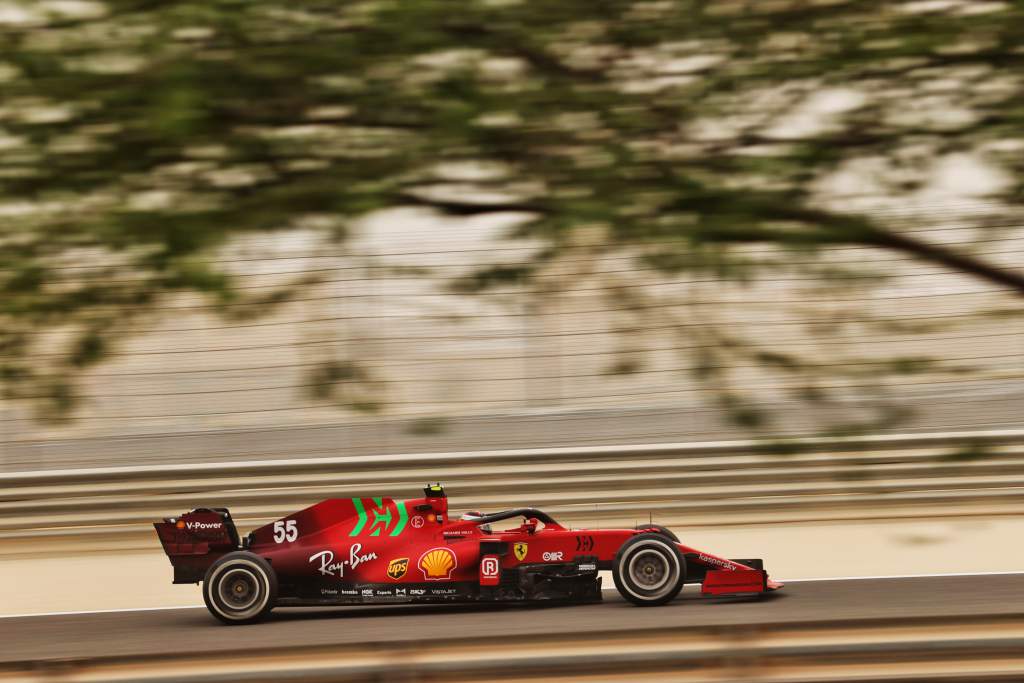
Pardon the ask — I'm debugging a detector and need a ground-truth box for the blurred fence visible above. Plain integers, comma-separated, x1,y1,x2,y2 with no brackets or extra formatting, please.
3,429,1023,544
3,211,1023,443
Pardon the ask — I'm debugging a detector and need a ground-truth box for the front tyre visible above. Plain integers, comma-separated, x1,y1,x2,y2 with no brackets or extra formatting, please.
632,523,680,543
613,533,686,606
202,552,277,625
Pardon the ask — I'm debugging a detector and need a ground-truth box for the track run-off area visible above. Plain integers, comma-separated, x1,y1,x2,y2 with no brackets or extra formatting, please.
2,573,1023,682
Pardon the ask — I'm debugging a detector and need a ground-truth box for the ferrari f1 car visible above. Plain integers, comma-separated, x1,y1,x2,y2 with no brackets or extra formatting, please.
155,484,782,624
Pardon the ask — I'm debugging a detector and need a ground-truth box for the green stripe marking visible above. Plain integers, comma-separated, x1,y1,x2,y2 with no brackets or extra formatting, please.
350,497,367,536
370,499,392,536
390,501,408,536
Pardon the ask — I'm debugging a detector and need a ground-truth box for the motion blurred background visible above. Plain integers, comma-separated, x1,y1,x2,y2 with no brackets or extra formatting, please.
2,0,1024,680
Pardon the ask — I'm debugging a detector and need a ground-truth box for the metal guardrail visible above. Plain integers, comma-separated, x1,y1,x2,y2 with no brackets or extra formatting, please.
3,613,1023,682
2,429,1023,541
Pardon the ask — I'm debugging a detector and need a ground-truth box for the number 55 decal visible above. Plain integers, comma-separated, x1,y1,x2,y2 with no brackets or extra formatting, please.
273,519,298,543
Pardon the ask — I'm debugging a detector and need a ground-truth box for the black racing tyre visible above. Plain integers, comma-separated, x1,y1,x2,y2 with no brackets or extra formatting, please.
632,524,680,543
202,552,277,625
612,533,686,606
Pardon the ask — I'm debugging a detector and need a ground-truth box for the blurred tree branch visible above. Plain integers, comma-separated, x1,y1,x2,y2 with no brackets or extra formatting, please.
2,0,1024,422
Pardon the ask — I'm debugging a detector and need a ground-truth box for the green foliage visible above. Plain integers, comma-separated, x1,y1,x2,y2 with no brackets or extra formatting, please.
308,361,366,400
719,393,768,430
939,441,992,463
450,265,535,294
887,357,937,376
605,358,642,376
307,359,384,412
69,331,105,368
2,0,1024,420
406,416,450,436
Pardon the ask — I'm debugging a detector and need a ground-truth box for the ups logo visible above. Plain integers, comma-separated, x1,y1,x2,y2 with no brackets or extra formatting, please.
387,557,409,580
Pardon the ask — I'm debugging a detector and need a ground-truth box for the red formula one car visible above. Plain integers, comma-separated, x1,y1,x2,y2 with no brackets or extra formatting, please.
155,483,782,624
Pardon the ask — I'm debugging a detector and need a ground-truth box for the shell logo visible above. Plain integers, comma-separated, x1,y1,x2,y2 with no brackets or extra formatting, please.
418,547,457,580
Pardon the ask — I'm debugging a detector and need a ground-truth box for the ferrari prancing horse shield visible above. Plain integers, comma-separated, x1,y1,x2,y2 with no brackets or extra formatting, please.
513,542,528,561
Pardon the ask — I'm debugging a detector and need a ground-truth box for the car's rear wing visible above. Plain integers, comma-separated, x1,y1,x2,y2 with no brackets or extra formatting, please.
154,508,240,583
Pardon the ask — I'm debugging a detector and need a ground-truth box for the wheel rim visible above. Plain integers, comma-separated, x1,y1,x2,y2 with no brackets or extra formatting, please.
628,549,671,592
206,559,272,620
218,568,260,611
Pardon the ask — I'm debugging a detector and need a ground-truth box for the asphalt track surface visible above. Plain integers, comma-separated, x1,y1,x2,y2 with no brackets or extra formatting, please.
2,574,1022,665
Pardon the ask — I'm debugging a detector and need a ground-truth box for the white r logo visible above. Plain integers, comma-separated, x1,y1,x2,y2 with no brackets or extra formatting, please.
481,557,499,578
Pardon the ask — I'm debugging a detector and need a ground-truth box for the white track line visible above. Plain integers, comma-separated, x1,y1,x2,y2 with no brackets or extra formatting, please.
0,605,203,620
3,570,1023,620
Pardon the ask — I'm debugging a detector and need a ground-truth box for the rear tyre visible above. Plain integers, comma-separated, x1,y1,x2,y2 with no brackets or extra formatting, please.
203,552,277,625
613,533,686,606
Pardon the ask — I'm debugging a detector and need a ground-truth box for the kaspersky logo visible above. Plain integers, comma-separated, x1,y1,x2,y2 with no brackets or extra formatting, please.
349,497,409,537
